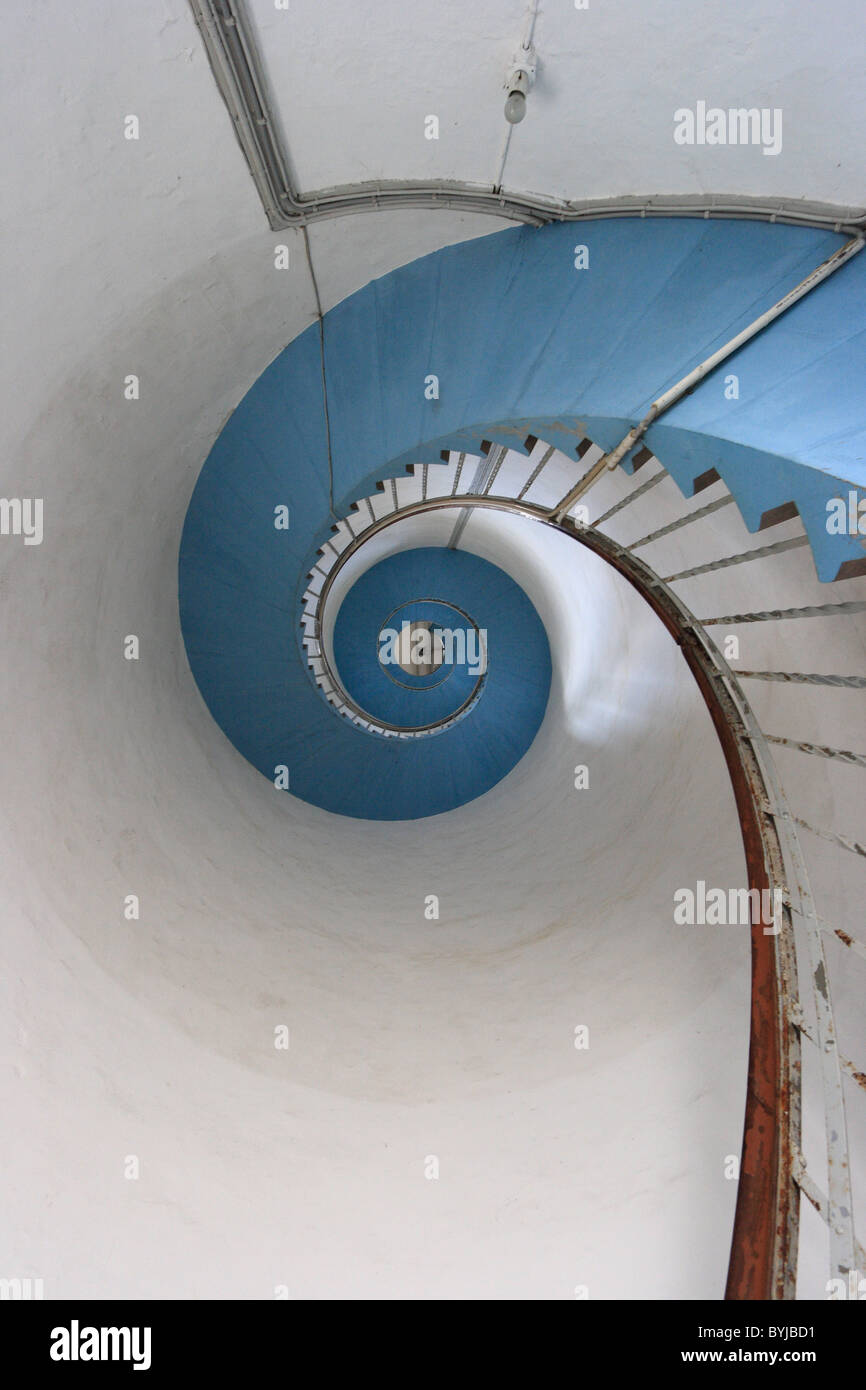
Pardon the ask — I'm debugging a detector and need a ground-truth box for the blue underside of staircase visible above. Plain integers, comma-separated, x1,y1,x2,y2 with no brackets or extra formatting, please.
179,216,866,820
333,547,550,738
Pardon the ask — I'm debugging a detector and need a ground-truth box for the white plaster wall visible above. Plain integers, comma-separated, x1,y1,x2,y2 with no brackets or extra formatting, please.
2,465,754,1297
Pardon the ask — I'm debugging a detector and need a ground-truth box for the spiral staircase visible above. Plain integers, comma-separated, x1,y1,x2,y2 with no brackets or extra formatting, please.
171,215,866,1298
4,0,866,1306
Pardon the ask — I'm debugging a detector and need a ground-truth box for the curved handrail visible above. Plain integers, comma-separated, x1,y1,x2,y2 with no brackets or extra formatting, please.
303,478,861,1298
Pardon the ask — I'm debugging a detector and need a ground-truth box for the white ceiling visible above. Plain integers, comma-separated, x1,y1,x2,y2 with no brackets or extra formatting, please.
248,0,866,213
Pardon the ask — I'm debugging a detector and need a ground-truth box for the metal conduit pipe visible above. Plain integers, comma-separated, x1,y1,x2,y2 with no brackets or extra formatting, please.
190,0,866,236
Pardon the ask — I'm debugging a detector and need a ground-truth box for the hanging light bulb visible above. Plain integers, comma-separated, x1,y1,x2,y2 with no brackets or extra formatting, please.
503,46,536,126
504,80,528,125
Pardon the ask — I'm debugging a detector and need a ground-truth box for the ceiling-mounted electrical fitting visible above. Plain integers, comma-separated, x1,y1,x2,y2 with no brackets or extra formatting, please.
504,44,536,124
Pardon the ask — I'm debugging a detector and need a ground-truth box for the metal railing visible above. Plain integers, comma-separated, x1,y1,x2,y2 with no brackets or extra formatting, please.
300,432,865,1298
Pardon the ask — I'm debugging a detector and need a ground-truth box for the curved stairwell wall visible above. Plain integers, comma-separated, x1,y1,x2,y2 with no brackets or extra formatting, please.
5,485,757,1298
3,21,865,1295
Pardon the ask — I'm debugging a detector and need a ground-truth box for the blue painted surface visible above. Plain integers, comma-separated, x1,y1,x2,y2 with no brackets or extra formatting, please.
179,218,866,818
333,548,548,737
